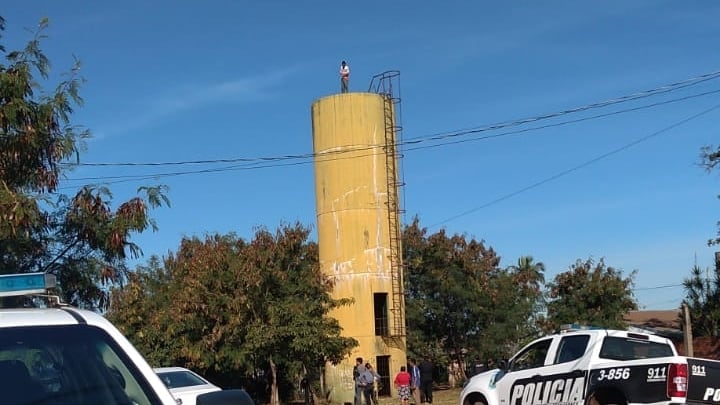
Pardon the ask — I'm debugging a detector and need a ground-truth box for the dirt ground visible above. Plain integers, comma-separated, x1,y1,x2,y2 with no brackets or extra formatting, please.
377,388,462,405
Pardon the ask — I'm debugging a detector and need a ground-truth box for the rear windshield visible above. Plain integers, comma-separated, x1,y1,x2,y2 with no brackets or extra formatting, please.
599,336,674,360
157,370,208,389
0,324,162,405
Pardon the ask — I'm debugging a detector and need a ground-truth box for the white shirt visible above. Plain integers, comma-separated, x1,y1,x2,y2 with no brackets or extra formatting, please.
340,65,350,78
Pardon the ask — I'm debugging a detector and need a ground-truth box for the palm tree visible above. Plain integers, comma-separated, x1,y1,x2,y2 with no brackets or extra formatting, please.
512,256,545,292
501,256,547,352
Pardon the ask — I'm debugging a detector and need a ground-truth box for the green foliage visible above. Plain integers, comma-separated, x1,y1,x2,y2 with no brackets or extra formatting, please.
108,223,357,401
107,256,178,364
0,16,167,309
487,256,546,357
402,218,545,371
545,257,637,331
682,262,720,337
701,145,720,246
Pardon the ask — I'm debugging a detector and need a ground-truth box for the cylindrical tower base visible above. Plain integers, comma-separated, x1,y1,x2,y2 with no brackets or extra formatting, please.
311,92,407,405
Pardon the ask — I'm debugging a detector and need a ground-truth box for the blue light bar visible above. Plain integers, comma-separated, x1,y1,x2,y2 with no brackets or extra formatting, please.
0,272,56,297
560,323,605,332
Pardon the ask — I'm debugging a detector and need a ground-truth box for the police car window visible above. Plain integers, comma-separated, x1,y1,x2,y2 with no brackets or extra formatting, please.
510,339,552,371
0,324,163,405
554,335,590,364
157,370,207,388
599,336,674,360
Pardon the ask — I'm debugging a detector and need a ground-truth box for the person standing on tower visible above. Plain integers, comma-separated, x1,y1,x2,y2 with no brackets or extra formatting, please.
340,60,350,93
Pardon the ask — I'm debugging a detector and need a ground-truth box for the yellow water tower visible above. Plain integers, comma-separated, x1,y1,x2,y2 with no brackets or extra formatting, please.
311,75,406,405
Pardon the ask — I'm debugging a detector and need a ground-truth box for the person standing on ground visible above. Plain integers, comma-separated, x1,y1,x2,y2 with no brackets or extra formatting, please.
418,357,434,404
358,364,376,405
366,363,382,405
354,357,366,405
394,366,412,405
340,61,350,93
408,358,421,405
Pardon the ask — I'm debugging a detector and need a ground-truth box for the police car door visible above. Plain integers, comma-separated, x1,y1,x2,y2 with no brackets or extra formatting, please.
496,338,553,405
498,335,591,405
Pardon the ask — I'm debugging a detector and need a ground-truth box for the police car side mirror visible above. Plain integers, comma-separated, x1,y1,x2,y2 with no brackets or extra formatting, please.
197,389,254,405
498,360,508,371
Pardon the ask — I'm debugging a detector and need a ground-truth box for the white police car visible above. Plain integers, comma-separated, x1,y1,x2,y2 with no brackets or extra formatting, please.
0,272,251,405
460,324,720,405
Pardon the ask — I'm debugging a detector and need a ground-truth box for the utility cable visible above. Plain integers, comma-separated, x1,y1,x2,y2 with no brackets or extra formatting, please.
59,69,720,168
634,283,683,291
430,102,720,228
402,69,720,143
403,88,720,152
59,88,720,187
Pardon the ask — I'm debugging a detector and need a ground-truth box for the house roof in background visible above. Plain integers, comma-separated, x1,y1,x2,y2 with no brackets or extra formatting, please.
624,310,680,329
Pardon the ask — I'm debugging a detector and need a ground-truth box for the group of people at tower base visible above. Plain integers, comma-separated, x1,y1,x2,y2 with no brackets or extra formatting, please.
395,358,434,405
353,357,435,405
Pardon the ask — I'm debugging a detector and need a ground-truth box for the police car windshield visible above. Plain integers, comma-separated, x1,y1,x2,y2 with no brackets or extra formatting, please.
599,336,674,361
0,324,163,405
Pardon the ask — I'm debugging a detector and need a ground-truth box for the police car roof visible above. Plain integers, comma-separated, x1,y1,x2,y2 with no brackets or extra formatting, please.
0,307,112,329
557,326,671,344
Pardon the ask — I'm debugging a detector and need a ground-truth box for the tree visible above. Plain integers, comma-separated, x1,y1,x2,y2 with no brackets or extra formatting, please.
402,218,544,380
509,256,546,320
106,256,178,365
496,256,546,353
681,261,720,337
109,223,356,404
0,16,167,309
545,257,637,331
701,145,720,246
403,218,500,371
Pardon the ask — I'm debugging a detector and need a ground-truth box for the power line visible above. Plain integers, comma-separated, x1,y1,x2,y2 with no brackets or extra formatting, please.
401,69,720,144
58,88,720,187
58,159,311,189
430,102,720,228
403,88,720,152
635,283,683,291
60,69,720,168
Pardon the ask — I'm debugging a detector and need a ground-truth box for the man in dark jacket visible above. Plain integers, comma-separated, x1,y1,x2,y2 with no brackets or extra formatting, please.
418,357,434,404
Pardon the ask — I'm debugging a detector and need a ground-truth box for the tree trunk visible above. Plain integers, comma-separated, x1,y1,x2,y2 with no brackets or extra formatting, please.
319,365,325,403
270,358,279,405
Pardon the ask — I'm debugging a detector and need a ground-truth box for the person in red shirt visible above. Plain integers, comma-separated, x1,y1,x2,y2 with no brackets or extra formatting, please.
394,366,412,405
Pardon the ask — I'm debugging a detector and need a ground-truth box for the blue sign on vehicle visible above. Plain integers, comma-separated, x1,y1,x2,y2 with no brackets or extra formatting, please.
0,273,56,297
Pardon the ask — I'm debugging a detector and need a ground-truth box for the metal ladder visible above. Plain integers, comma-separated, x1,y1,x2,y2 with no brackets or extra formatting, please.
369,71,406,337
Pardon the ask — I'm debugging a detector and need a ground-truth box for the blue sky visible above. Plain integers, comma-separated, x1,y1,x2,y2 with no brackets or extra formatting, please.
4,1,720,310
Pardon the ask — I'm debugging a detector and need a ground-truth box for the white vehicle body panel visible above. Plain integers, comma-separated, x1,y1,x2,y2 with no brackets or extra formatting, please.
0,307,178,404
459,328,710,405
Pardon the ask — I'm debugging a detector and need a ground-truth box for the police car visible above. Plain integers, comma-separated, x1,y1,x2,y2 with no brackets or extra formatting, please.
0,272,251,405
460,325,720,405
